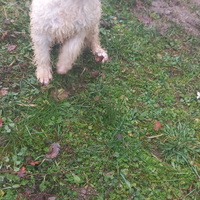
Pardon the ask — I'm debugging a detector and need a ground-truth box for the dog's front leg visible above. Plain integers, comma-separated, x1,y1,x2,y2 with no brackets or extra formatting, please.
87,26,108,64
32,34,53,85
56,33,86,74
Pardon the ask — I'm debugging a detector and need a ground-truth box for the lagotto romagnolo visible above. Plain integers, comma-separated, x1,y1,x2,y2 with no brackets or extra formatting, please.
30,0,108,85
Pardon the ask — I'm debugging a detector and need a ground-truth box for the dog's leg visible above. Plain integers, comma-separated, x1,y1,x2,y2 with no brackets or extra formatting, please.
32,34,52,85
56,33,86,74
86,26,108,64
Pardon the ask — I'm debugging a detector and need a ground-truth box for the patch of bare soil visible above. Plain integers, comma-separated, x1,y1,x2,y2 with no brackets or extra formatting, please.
133,0,200,36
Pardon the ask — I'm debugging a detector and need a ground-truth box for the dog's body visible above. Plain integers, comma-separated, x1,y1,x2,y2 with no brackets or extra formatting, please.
30,0,108,85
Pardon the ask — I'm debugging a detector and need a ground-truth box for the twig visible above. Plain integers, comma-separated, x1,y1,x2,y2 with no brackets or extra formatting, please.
3,6,7,19
147,134,163,139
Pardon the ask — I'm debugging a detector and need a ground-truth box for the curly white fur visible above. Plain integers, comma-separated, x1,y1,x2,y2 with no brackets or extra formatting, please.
30,0,108,85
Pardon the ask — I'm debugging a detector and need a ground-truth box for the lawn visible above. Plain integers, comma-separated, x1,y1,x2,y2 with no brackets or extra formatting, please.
0,0,200,199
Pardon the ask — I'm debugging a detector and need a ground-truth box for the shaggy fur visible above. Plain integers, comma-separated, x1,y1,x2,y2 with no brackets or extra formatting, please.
30,0,108,85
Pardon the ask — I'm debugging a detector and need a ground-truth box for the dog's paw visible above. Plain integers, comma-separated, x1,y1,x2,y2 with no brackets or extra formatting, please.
56,63,72,74
36,67,53,85
95,51,108,64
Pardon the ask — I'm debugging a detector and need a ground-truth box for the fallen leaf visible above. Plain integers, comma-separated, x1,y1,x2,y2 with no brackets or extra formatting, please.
107,56,113,62
58,90,69,101
90,71,99,78
8,44,17,52
0,118,3,127
51,89,69,101
101,72,106,79
76,187,96,199
30,160,42,166
94,96,100,102
101,20,107,27
24,155,33,165
104,171,114,177
117,134,123,140
17,166,26,178
0,88,8,97
46,143,60,159
136,0,142,7
153,121,162,131
1,31,7,40
41,84,54,93
3,18,9,24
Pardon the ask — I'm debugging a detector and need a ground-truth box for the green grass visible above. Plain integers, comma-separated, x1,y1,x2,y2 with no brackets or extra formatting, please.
0,0,200,199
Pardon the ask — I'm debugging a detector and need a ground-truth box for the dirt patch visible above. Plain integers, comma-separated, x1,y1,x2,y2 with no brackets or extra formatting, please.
133,0,200,36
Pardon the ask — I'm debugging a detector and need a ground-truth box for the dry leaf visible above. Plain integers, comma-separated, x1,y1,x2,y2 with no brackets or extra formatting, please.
117,134,123,140
101,72,106,79
51,89,69,101
90,71,99,78
1,31,7,40
0,88,8,97
0,118,3,127
17,166,26,178
3,18,9,24
8,44,17,52
101,20,107,27
30,161,42,166
41,84,54,93
24,155,33,165
76,187,97,199
46,143,60,159
94,96,100,102
153,121,162,131
136,0,142,7
58,91,69,100
104,171,114,177
107,56,113,62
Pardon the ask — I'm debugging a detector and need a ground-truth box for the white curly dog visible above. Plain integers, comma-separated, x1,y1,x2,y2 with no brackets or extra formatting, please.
30,0,108,85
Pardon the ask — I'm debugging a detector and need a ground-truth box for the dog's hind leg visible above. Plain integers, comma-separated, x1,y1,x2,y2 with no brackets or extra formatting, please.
32,34,53,85
56,32,86,74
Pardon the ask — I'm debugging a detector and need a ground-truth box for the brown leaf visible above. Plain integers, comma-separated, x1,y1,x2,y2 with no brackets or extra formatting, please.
94,96,100,102
41,84,54,93
94,53,104,64
24,155,33,165
3,18,9,24
136,0,142,7
30,160,42,166
107,56,113,62
58,91,69,101
153,121,162,131
0,118,3,127
46,143,60,159
76,187,97,199
101,20,107,27
101,72,106,79
1,31,7,40
51,89,69,101
8,44,17,52
0,88,8,97
90,71,99,78
104,171,114,177
17,166,26,178
117,134,123,140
